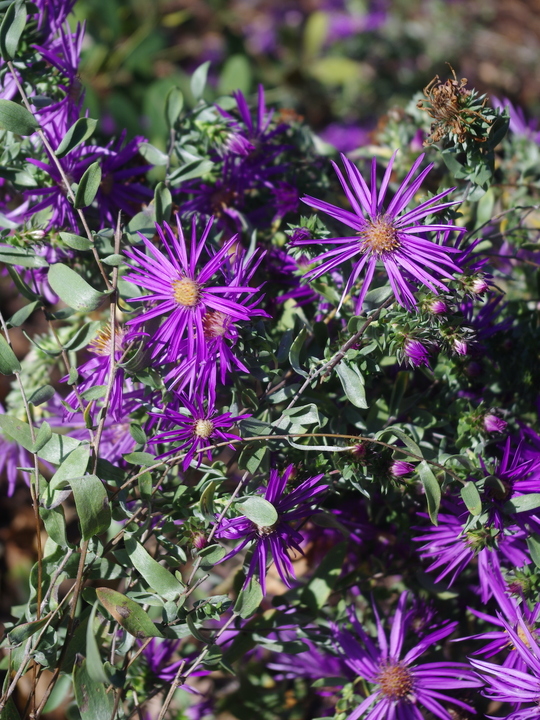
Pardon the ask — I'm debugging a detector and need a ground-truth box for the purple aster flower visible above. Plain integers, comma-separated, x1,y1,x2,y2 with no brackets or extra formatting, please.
333,591,482,720
414,499,530,602
62,324,133,422
214,465,327,594
318,122,371,153
391,460,415,477
492,96,540,143
124,215,258,364
403,339,431,367
429,299,447,314
470,615,540,718
268,638,351,683
294,152,464,312
147,393,249,471
484,414,508,433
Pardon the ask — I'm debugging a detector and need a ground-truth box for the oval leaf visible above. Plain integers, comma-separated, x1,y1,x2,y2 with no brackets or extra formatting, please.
48,263,109,311
460,481,482,516
28,384,55,406
74,161,101,209
190,61,210,101
504,493,540,513
234,578,263,619
55,117,97,158
58,232,94,251
418,460,441,525
335,361,367,409
0,99,39,135
125,537,184,601
165,86,183,129
73,657,115,720
71,474,111,540
96,587,163,638
0,0,26,60
235,496,278,528
0,333,20,374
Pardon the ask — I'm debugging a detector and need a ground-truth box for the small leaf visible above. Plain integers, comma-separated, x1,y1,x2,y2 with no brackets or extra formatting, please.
198,544,226,569
55,117,97,158
96,587,163,638
0,0,27,60
235,496,278,527
80,384,107,401
0,246,48,267
73,657,115,720
58,232,94,251
40,505,69,548
190,61,210,101
63,321,102,352
154,182,172,224
504,493,540,513
101,254,123,266
28,384,55,406
418,461,441,525
165,86,183,129
335,361,367,409
218,54,251,95
0,99,39,135
376,426,421,458
86,601,108,683
461,481,482,515
48,263,109,311
33,420,52,452
123,451,157,467
234,578,263,618
74,161,101,209
125,537,184,601
7,299,39,327
289,326,309,378
8,616,48,646
138,142,168,166
129,423,147,445
0,333,20,373
48,444,90,491
1,697,22,720
71,474,111,540
527,534,540,569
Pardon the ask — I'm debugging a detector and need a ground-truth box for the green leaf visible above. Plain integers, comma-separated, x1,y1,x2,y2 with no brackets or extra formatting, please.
73,657,114,720
0,697,22,720
48,444,90,492
418,461,441,525
165,86,183,129
0,414,81,464
74,161,101,209
504,493,540,513
123,451,157,467
86,601,108,683
58,232,94,251
0,333,20,373
138,142,168,166
460,481,482,515
335,361,367,409
96,587,163,638
0,246,48,267
63,321,102,352
154,182,172,224
198,544,226,569
0,99,39,135
40,505,69,548
238,442,268,474
7,299,39,327
129,423,147,445
0,0,27,60
55,117,97,158
80,384,107,401
8,616,48,646
200,480,217,521
235,496,278,527
376,427,422,458
218,54,251,95
234,578,263,618
7,265,40,300
190,61,210,101
168,158,213,185
28,384,55,406
289,326,309,378
301,541,346,611
71,474,111,540
33,420,52,452
101,254,123,266
48,263,109,311
527,534,540,569
125,538,184,601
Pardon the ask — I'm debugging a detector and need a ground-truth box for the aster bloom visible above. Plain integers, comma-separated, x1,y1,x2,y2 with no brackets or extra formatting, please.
391,460,415,477
333,592,482,720
148,393,249,471
294,152,464,312
124,215,259,363
214,465,327,594
403,339,431,367
414,499,530,602
470,615,540,718
484,414,508,433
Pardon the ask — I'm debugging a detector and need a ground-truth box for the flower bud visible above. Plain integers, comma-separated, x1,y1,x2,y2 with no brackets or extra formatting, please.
453,338,468,356
404,339,430,367
483,414,508,433
391,461,415,477
429,299,447,315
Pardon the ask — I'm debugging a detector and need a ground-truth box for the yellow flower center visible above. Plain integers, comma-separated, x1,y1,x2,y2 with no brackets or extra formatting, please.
359,216,401,255
203,310,230,339
194,419,214,438
377,662,413,700
172,277,201,307
89,324,124,356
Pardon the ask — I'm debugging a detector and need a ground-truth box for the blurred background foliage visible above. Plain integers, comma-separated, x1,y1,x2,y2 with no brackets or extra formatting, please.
73,0,540,150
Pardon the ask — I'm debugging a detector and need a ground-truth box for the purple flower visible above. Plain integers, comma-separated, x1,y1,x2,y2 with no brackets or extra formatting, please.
471,614,540,717
429,299,447,314
214,465,326,594
333,591,482,720
147,393,249,471
483,414,508,433
403,339,430,367
294,152,464,312
453,338,468,356
492,96,540,143
124,216,258,363
391,460,415,477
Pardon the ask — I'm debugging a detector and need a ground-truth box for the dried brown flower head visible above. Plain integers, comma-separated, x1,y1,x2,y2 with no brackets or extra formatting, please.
417,64,492,145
